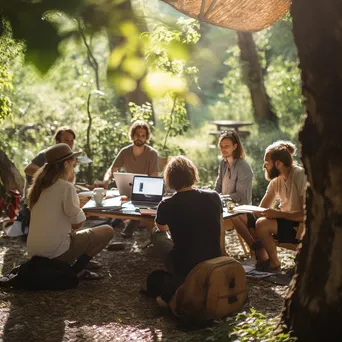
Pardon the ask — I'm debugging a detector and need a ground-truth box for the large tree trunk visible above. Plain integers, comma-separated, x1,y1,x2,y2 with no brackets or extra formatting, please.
0,150,24,194
237,31,278,126
283,1,342,340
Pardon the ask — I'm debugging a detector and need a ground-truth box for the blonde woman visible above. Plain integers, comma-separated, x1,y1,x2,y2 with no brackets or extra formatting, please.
27,143,113,280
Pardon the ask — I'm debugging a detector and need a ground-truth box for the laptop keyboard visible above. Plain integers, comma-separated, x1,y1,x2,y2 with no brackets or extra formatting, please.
132,201,158,209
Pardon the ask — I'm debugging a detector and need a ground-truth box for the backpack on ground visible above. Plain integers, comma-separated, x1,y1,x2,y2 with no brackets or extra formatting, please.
169,256,247,322
0,256,79,290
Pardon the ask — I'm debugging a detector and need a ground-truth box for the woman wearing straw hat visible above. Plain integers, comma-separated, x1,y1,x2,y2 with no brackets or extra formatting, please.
26,143,113,280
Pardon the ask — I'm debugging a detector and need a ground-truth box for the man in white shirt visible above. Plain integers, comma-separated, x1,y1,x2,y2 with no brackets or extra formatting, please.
232,140,307,272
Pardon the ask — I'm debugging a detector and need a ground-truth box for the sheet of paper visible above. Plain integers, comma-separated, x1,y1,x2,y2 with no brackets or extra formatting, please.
233,205,267,213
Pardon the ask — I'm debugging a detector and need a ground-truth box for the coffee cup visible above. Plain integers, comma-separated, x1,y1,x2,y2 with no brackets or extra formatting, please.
93,187,105,206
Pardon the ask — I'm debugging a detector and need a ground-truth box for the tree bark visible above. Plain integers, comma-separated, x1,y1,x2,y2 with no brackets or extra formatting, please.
283,1,342,340
0,150,24,194
237,31,278,127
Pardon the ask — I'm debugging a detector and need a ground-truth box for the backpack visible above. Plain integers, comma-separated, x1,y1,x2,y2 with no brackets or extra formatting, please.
169,256,247,322
0,256,79,290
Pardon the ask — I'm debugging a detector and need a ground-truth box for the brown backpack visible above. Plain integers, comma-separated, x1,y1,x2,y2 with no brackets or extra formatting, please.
169,256,247,322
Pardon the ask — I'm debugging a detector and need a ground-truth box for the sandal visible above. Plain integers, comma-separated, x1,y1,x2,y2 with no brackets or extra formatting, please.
255,259,281,273
78,270,104,280
85,260,102,271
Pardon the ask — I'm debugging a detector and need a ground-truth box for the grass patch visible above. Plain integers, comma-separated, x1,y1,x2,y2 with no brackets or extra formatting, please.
185,309,296,342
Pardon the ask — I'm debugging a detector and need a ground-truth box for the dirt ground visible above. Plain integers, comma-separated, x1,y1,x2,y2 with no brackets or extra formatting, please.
0,219,295,342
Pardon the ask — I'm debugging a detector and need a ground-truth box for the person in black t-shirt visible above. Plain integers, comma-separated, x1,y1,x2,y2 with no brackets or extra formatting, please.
150,156,223,307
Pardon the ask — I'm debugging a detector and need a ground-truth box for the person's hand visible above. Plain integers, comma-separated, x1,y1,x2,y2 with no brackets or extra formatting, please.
260,208,281,219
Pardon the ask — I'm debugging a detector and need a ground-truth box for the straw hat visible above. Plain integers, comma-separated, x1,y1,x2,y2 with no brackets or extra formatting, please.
45,143,82,164
161,0,290,32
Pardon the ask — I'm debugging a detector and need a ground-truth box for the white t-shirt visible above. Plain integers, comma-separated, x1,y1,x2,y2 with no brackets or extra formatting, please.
27,179,86,258
265,164,307,212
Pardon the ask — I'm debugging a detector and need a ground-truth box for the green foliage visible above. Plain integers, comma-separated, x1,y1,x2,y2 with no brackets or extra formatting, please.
209,44,253,123
129,102,154,125
0,19,24,122
142,18,200,156
265,58,304,138
185,309,296,342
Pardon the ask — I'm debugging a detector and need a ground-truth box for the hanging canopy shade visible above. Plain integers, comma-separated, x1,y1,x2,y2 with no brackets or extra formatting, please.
161,0,291,32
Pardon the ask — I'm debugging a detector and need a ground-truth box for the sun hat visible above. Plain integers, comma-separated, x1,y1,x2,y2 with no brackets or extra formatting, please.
161,0,290,32
44,143,82,164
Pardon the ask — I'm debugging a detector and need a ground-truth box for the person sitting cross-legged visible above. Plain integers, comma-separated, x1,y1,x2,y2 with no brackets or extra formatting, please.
150,156,223,307
231,140,307,272
26,144,114,280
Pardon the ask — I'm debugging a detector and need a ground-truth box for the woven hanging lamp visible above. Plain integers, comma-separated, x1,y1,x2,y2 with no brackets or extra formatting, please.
161,0,291,32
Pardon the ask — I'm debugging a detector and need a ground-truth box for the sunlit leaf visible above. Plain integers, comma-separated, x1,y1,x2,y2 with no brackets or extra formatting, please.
119,21,139,38
108,46,126,69
142,72,187,98
167,40,189,61
122,57,146,79
115,75,136,94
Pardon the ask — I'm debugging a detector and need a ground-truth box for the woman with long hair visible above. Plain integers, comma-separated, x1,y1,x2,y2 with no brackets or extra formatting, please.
215,130,253,205
26,143,113,280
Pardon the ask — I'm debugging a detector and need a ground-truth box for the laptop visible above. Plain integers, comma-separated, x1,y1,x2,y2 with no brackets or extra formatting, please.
131,176,164,208
114,172,147,198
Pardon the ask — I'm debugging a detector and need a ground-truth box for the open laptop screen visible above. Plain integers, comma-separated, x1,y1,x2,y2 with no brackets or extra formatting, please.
131,176,164,202
114,172,147,197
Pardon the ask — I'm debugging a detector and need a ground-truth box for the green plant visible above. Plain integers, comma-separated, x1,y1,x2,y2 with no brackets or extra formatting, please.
185,309,296,342
142,18,200,157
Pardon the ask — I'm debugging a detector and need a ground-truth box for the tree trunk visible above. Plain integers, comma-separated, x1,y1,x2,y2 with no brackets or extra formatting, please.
0,150,24,194
283,1,342,340
237,31,278,127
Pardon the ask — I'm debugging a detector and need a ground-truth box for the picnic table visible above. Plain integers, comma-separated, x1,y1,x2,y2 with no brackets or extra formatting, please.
209,120,253,141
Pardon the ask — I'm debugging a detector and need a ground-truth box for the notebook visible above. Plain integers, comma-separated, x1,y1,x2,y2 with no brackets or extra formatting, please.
114,172,147,198
131,176,164,208
82,196,122,211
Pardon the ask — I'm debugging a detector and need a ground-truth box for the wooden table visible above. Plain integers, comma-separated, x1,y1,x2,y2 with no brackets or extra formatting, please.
84,206,241,254
210,120,253,132
209,120,253,141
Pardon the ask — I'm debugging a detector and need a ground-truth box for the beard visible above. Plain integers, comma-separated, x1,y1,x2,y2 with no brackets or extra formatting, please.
265,165,280,180
133,139,145,147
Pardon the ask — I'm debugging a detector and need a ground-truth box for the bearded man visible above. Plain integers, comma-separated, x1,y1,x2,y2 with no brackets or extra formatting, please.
103,120,159,237
231,140,307,272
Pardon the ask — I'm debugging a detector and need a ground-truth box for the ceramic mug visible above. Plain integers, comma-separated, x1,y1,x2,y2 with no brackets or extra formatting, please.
93,187,105,206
